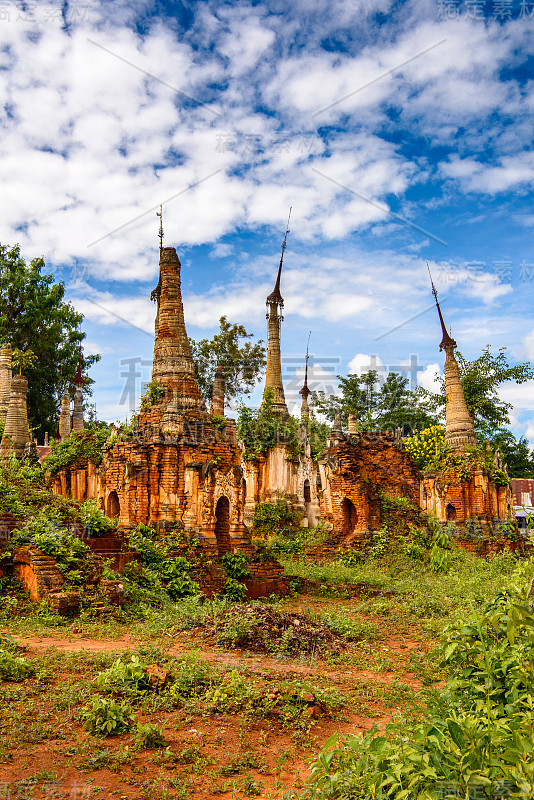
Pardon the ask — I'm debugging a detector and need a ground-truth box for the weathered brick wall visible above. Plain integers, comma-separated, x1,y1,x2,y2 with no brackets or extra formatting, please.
421,468,513,526
50,411,250,555
318,432,420,542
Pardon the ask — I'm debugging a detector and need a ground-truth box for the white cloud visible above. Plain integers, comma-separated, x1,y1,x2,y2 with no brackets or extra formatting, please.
524,329,534,361
441,152,534,195
348,353,385,377
418,362,441,393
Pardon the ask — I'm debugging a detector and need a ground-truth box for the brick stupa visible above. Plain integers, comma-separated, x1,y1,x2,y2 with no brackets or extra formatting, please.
0,344,12,427
0,375,30,458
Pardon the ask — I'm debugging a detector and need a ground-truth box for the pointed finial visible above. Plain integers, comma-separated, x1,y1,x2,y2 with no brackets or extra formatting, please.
157,204,164,250
300,331,312,399
427,262,456,351
267,207,292,307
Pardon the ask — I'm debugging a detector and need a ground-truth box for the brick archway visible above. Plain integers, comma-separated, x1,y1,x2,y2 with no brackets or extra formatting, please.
303,479,311,503
446,503,456,521
107,491,120,518
341,498,358,535
214,496,231,555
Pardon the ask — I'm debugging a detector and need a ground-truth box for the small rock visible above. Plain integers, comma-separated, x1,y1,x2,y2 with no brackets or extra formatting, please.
145,664,173,691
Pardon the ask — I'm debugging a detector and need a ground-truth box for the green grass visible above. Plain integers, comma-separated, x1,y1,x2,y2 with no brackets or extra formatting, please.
282,546,519,628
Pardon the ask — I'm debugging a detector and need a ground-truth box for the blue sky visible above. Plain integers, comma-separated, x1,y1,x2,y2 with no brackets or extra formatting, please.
1,0,534,438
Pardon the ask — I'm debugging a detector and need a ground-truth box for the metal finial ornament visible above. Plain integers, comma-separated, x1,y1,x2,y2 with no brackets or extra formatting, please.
427,262,456,351
427,262,438,302
300,331,312,399
157,204,164,250
267,207,292,309
280,206,292,264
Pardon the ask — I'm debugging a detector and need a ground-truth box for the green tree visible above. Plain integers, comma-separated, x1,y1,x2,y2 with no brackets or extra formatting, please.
189,315,266,404
237,388,302,461
418,346,534,440
311,370,436,434
0,244,100,442
490,430,534,478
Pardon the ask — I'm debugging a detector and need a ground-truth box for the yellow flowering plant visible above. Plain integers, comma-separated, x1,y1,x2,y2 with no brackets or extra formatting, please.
404,425,446,471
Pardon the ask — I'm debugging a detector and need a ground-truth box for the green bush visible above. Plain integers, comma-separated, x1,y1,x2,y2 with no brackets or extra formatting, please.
252,500,301,538
44,425,109,474
429,517,453,573
94,656,150,696
221,552,251,580
305,557,534,799
223,577,247,602
237,388,303,462
168,654,214,701
29,527,91,586
0,647,34,681
81,697,135,737
78,498,115,535
125,525,200,601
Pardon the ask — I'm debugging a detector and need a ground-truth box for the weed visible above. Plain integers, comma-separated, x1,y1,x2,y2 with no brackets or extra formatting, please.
134,722,167,750
94,655,150,697
168,653,214,702
81,696,135,737
78,748,110,771
0,647,34,681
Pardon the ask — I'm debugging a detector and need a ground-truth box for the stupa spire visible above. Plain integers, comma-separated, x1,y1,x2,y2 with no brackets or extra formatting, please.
428,264,476,450
72,346,85,432
262,210,291,415
428,264,456,351
299,331,311,420
150,246,204,412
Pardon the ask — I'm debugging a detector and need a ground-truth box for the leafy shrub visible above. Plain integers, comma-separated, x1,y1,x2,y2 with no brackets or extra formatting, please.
223,577,247,601
94,656,150,696
133,722,167,750
168,654,214,701
203,669,254,713
44,425,109,474
29,527,91,586
237,388,303,462
221,552,251,580
252,500,301,538
78,499,115,536
0,647,34,681
0,455,77,520
81,697,135,737
429,517,453,573
305,557,534,799
140,379,165,410
124,525,200,601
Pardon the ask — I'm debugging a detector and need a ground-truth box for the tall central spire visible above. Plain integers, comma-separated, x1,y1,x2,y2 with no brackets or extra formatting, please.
428,265,476,450
263,209,291,415
151,247,204,412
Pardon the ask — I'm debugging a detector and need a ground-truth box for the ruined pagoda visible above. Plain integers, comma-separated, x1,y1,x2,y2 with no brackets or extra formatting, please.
263,210,291,416
429,269,476,450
